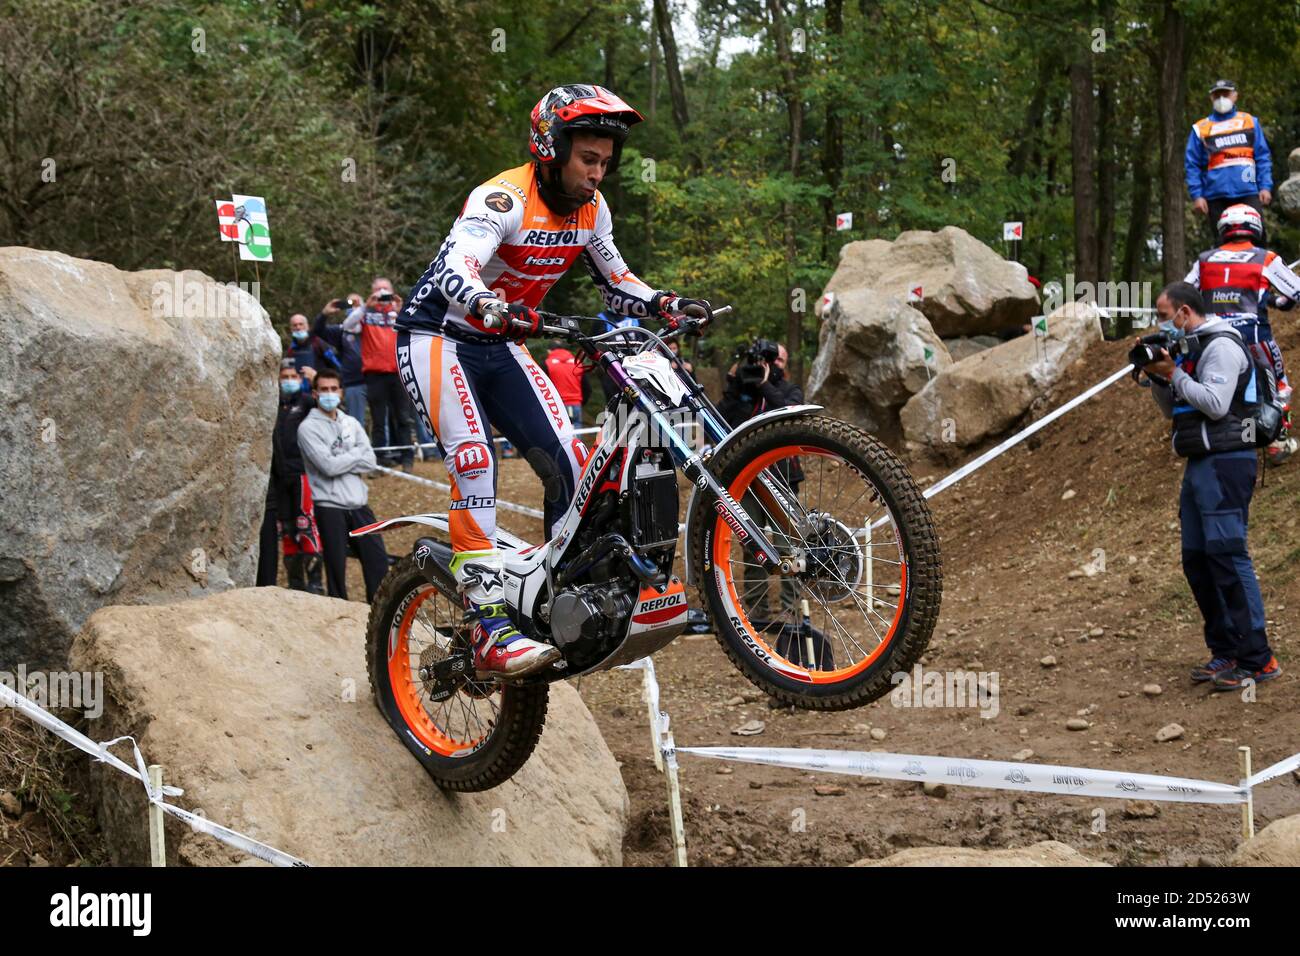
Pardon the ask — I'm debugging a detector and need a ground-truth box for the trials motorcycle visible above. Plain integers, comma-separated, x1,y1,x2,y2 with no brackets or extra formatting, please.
351,307,941,791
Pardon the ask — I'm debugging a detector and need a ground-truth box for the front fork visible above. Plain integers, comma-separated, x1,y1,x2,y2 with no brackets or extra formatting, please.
603,354,797,576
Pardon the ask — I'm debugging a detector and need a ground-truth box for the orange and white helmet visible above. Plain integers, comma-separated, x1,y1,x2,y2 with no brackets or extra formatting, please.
1217,203,1263,243
529,84,643,175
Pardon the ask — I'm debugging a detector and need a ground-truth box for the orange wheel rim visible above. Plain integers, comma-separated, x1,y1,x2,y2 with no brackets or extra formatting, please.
711,445,907,684
388,585,494,756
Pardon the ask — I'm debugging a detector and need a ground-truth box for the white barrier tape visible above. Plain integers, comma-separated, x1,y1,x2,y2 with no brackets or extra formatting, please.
372,420,702,454
0,680,309,867
913,364,1134,509
0,682,181,798
1246,750,1300,788
677,746,1252,806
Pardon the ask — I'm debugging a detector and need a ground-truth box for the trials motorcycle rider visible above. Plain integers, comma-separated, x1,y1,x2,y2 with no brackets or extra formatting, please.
396,84,712,678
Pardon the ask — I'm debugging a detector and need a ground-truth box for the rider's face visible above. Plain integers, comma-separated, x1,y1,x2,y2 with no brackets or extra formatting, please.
561,133,614,201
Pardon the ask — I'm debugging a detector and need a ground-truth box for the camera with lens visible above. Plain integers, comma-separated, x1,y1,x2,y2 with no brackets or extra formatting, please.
1128,331,1174,369
734,337,780,388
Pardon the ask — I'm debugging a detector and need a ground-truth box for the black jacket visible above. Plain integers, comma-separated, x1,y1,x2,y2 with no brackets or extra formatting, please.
719,372,804,427
270,393,316,489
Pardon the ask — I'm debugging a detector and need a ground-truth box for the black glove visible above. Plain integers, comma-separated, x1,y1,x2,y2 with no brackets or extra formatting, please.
653,291,712,319
477,298,541,338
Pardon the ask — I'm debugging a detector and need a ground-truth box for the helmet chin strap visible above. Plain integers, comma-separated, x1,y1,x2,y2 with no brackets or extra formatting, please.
535,164,585,216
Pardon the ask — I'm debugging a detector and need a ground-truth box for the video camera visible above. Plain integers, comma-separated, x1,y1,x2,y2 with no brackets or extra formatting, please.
735,337,780,388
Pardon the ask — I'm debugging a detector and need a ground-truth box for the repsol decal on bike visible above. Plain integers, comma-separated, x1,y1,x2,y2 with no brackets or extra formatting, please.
728,615,811,681
573,445,613,514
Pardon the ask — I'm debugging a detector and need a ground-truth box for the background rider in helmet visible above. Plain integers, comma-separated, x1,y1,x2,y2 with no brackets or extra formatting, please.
1184,202,1300,464
396,84,712,678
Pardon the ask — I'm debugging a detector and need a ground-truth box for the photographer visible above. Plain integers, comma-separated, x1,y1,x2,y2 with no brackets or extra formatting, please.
1135,281,1280,691
313,294,366,423
717,340,819,662
343,277,417,470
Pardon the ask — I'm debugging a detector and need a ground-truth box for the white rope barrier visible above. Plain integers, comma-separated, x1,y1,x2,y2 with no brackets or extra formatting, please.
0,681,310,867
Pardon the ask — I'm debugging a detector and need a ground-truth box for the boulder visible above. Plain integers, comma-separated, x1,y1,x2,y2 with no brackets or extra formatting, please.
1229,812,1300,866
0,248,280,669
823,227,1039,338
899,301,1103,458
69,587,628,866
1277,147,1300,223
806,288,951,448
855,840,1108,867
942,335,1002,363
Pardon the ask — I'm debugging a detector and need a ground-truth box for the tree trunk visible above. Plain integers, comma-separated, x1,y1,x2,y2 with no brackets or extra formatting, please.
1096,0,1116,279
819,0,844,262
1069,54,1098,285
652,0,690,134
767,0,805,386
1155,1,1187,283
1121,125,1153,285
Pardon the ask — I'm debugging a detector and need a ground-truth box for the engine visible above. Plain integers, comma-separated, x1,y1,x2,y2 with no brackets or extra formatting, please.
548,582,636,657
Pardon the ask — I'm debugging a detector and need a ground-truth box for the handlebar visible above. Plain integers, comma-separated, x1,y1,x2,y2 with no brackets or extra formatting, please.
533,304,732,344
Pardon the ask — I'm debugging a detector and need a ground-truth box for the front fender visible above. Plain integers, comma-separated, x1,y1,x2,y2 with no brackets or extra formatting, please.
683,403,823,586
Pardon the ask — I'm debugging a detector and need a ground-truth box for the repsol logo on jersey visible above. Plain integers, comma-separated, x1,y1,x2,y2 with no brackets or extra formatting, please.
522,229,579,246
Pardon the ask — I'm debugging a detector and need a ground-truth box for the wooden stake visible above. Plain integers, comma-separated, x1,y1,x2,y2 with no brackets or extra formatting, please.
645,668,663,773
148,765,166,867
1239,746,1254,841
660,723,688,867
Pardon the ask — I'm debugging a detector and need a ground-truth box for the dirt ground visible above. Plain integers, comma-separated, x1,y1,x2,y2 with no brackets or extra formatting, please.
359,326,1300,867
10,328,1295,868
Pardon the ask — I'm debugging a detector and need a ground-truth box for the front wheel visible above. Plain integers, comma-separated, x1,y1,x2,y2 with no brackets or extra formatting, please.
365,554,549,791
690,415,942,710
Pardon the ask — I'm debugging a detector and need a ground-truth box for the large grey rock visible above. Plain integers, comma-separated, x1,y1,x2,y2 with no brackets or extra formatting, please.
1230,812,1300,866
807,288,952,448
0,248,279,668
823,227,1039,337
899,302,1103,458
1277,147,1300,223
855,840,1108,867
70,588,628,866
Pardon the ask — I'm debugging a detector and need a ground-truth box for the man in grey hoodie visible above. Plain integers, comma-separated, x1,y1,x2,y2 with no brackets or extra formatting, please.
1140,281,1279,692
298,367,390,602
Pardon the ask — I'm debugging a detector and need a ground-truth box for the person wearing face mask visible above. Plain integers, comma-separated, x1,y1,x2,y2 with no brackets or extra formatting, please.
1185,80,1274,243
1138,281,1280,692
256,360,324,594
297,368,390,602
286,312,339,394
1183,203,1300,465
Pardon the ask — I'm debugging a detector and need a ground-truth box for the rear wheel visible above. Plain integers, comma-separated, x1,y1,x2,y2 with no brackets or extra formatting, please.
690,416,941,710
365,555,548,791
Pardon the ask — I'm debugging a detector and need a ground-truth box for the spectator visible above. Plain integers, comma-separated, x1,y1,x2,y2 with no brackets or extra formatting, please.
666,339,694,376
717,340,820,665
344,277,416,471
1139,281,1280,691
297,367,390,602
313,294,367,425
285,312,336,392
256,360,324,593
1185,79,1274,241
544,341,585,426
